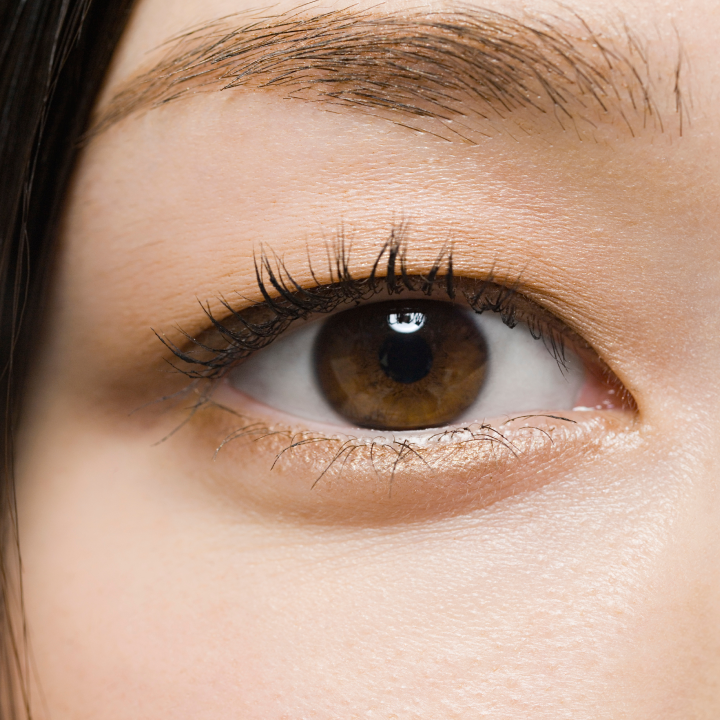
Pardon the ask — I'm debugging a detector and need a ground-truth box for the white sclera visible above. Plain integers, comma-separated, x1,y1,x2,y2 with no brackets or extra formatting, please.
229,308,585,429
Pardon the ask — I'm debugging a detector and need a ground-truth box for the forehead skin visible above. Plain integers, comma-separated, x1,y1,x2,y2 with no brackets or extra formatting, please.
13,0,720,719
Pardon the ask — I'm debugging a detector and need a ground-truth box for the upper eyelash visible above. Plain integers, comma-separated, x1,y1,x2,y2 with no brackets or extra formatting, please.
157,226,573,381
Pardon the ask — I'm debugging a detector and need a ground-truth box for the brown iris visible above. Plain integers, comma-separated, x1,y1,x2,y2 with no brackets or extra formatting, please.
314,300,488,430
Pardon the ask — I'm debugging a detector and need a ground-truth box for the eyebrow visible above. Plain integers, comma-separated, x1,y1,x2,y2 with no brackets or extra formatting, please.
92,6,684,141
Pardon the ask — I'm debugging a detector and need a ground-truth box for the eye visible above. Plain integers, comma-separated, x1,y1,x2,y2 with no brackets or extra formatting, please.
160,253,635,518
226,295,619,433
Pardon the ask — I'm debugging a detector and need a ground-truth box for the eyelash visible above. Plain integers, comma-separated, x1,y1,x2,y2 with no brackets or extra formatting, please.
160,230,577,384
153,229,632,489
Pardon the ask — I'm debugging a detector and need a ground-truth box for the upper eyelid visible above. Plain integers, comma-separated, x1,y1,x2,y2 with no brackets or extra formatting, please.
158,230,615,384
161,270,586,382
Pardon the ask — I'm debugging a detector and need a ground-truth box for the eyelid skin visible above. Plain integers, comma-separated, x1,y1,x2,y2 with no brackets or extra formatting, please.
178,392,640,525
154,236,638,525
162,235,623,386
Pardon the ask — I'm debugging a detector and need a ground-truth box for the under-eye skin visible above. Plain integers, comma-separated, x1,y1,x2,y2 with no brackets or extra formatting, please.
162,238,635,443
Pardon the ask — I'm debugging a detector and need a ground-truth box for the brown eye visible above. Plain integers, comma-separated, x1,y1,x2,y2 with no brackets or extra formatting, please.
228,288,598,431
314,300,488,430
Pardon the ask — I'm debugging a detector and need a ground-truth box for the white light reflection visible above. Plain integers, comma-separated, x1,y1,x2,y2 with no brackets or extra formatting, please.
387,311,426,334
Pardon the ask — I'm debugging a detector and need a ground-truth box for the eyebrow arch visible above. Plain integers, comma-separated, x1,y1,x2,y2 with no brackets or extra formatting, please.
91,6,684,141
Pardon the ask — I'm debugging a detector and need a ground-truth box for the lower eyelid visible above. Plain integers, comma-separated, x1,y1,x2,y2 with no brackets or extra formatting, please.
181,394,638,524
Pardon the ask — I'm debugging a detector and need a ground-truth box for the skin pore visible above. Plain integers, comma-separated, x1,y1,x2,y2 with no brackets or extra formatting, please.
13,0,720,717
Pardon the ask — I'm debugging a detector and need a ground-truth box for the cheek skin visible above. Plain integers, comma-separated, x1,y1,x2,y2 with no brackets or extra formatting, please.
16,394,720,719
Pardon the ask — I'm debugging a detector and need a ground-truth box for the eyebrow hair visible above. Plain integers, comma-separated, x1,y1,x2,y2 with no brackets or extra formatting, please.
91,6,684,141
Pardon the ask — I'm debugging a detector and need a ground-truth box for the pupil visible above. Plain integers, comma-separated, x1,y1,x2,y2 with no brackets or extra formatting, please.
379,332,433,384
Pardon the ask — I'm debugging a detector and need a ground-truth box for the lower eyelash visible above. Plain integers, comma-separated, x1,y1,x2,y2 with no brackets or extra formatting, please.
201,398,579,494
